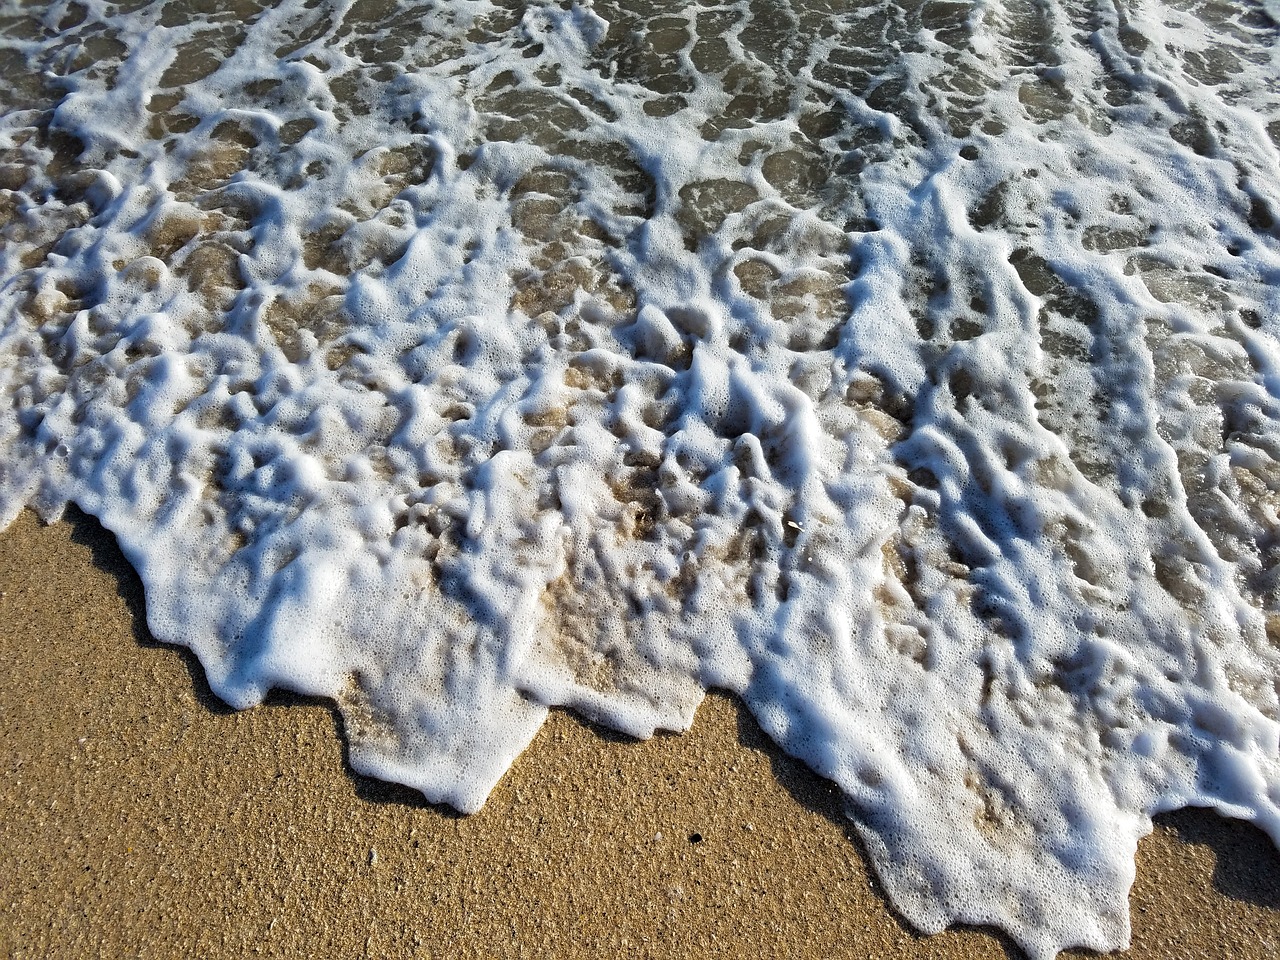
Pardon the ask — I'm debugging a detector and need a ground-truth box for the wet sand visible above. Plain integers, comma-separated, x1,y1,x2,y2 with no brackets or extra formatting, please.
1,507,1278,960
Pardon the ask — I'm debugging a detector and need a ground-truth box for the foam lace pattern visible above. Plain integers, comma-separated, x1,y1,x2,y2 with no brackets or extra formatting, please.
2,2,1280,955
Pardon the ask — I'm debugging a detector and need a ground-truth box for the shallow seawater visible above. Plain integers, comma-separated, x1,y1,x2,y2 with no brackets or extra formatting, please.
2,1,1280,955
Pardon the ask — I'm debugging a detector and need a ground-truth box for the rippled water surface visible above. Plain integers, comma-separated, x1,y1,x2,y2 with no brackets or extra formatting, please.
3,1,1280,955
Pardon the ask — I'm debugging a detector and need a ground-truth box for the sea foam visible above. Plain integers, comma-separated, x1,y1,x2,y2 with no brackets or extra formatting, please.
2,0,1280,955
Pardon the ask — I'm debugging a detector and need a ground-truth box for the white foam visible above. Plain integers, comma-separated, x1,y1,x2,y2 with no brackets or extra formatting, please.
2,0,1280,955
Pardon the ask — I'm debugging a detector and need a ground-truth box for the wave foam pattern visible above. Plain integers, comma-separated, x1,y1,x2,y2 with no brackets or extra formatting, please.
3,0,1280,954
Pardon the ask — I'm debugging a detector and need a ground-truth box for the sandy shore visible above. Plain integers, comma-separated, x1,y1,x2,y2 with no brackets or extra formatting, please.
1,508,1278,959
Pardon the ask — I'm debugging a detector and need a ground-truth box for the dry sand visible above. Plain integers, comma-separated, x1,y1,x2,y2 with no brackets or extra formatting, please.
1,507,1278,959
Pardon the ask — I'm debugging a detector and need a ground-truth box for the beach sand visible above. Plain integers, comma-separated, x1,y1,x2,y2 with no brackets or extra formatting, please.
1,507,1278,959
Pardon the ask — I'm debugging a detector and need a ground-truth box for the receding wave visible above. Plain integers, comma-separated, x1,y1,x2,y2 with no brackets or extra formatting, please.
2,1,1280,955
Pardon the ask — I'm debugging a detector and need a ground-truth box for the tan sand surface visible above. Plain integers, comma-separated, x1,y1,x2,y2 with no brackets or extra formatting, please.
1,508,1278,959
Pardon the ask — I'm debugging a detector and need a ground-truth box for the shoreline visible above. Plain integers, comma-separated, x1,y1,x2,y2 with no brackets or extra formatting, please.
1,507,1278,959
